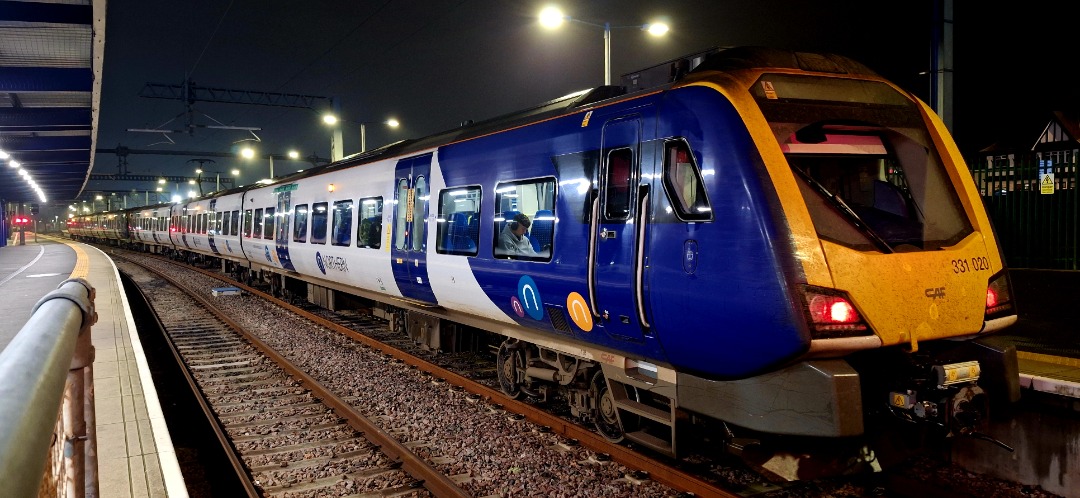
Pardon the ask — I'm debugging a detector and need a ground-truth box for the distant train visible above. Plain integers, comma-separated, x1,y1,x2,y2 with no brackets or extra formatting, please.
70,46,1020,474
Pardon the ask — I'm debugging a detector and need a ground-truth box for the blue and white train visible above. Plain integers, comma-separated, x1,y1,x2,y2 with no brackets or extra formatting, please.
71,47,1020,469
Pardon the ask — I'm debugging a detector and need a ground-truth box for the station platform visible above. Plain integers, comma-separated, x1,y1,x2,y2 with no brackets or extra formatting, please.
0,234,1077,496
0,233,186,497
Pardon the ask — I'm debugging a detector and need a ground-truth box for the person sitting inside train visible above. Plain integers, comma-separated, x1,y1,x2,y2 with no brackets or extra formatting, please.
499,213,537,256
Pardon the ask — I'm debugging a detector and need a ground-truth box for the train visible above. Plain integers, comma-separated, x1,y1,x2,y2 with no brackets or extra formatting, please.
70,46,1020,477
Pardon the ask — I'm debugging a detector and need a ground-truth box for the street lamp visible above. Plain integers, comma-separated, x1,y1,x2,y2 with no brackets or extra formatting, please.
240,146,302,179
323,113,401,154
195,167,239,193
361,118,400,153
538,6,669,86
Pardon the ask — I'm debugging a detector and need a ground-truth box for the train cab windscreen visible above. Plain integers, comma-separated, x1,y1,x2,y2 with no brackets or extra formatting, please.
754,73,973,252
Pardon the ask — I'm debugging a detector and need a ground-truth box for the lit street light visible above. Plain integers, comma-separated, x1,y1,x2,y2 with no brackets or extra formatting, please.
538,6,669,86
194,166,240,193
240,147,301,179
361,118,400,153
323,113,401,155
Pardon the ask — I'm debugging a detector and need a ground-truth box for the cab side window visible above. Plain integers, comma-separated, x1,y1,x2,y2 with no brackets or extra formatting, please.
662,139,712,221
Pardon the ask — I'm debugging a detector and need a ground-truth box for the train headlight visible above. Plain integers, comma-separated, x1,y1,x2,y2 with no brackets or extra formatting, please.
801,285,872,339
985,270,1014,320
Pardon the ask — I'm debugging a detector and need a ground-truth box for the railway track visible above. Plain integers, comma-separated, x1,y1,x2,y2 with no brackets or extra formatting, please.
107,247,1063,498
119,255,467,497
113,250,744,497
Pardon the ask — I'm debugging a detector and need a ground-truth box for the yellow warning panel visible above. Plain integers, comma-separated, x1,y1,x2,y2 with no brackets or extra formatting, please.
1041,173,1055,194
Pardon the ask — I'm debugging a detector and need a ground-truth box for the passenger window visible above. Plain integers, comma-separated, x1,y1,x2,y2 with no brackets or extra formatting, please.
252,209,263,239
436,186,481,256
311,202,328,244
662,139,712,221
263,208,275,239
357,197,383,249
243,210,253,237
293,204,309,242
604,148,634,220
493,178,556,261
230,211,239,236
332,200,353,246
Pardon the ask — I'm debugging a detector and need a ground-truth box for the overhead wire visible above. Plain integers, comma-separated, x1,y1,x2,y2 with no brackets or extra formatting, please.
187,0,235,78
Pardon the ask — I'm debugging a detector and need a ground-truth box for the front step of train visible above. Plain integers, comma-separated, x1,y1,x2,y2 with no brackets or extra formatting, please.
597,365,681,457
599,365,887,482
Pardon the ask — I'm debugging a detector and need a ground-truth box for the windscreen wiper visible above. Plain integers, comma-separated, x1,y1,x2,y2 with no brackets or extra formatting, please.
792,166,894,254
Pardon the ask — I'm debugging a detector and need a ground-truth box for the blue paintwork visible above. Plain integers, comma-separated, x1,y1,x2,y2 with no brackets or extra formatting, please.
392,154,437,303
436,86,810,378
643,87,809,377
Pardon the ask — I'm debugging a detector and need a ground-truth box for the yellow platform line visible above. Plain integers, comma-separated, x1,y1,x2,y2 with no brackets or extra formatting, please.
36,234,89,279
1017,350,1080,368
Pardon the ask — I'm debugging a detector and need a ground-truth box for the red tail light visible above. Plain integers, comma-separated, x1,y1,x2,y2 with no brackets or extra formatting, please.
802,286,871,339
985,270,1014,319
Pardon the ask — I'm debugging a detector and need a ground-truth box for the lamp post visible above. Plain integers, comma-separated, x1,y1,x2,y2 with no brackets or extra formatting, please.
323,114,401,154
361,118,400,153
241,147,301,180
538,6,669,86
194,167,240,193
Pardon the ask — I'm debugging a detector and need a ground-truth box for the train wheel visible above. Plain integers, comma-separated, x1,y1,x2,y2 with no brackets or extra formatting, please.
496,341,524,400
592,371,624,442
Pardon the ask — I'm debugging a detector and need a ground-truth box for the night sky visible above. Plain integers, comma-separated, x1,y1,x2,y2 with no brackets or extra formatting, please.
90,0,1078,199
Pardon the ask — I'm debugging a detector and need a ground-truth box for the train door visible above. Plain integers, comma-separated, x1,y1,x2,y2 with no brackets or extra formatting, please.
391,154,437,303
591,115,648,342
207,199,221,254
275,187,297,271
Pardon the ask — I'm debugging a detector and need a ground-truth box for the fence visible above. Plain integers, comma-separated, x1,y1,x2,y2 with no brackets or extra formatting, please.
0,278,98,498
970,154,1080,270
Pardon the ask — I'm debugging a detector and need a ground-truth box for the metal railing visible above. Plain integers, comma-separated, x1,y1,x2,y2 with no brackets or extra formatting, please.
970,154,1080,269
0,278,98,498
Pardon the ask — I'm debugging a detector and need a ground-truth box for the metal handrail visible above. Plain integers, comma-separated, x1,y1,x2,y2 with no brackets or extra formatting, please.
0,278,97,498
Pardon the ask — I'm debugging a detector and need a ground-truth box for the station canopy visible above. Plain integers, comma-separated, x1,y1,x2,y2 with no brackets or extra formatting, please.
0,1,104,203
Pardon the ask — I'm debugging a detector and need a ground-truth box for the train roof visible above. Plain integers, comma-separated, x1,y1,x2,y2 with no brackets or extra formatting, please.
308,46,877,172
688,46,879,77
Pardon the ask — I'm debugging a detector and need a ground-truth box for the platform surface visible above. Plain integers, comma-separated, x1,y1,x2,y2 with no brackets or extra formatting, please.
0,234,186,497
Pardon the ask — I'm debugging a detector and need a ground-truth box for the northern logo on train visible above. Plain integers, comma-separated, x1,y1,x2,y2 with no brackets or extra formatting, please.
315,252,348,273
516,275,544,320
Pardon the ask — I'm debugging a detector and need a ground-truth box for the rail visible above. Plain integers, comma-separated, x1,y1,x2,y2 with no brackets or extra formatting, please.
0,278,98,498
